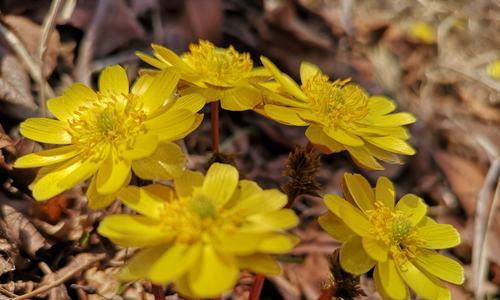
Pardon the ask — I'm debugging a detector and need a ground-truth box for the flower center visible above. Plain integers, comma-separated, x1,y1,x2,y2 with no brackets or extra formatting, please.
301,74,369,128
189,194,217,219
183,40,253,86
368,202,423,265
67,93,147,159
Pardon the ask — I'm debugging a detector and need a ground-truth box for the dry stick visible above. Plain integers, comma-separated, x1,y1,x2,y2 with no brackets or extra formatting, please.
248,274,265,300
74,0,111,85
38,0,64,116
0,22,54,100
472,158,500,298
13,253,106,300
151,284,164,300
211,101,220,153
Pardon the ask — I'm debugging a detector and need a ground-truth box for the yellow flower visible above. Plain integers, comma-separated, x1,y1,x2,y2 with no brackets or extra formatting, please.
409,21,436,44
257,58,416,170
98,163,299,297
15,65,204,205
137,40,269,111
319,173,464,300
486,59,500,80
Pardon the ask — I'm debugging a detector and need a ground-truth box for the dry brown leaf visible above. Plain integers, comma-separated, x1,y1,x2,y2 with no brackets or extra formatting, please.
84,266,120,300
0,203,50,257
0,54,36,110
0,238,16,276
3,14,60,76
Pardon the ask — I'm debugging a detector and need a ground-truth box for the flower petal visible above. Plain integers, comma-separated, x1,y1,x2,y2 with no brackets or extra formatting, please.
152,44,194,73
47,83,97,121
86,176,118,209
136,51,169,69
15,145,79,168
362,237,389,262
121,134,159,160
305,125,345,153
188,245,239,297
413,249,464,284
232,189,287,216
140,67,180,113
318,212,356,242
237,254,281,275
345,145,384,170
174,170,205,198
300,62,321,83
131,73,154,96
364,136,415,155
119,245,168,282
376,176,395,208
323,194,371,237
340,236,376,275
263,105,309,126
170,93,206,113
417,223,461,249
343,173,375,212
396,260,440,299
220,86,262,111
118,185,172,219
149,242,202,283
367,96,396,115
257,233,299,253
202,163,239,208
131,142,186,180
97,214,173,247
395,194,427,225
145,109,202,142
325,126,364,147
245,209,299,231
98,65,129,95
96,153,131,195
261,56,307,100
376,259,408,300
20,118,71,144
366,112,417,126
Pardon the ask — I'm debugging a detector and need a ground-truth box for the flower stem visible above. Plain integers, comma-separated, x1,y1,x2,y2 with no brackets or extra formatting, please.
317,287,335,300
152,284,164,300
211,101,220,153
248,274,265,300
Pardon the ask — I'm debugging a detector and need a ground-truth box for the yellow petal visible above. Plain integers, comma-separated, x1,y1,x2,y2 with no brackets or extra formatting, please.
131,142,186,180
365,143,403,164
260,56,307,100
20,118,71,144
255,83,308,108
202,163,239,208
152,44,194,73
340,236,376,275
365,136,415,155
119,245,167,282
263,104,309,126
97,214,173,247
417,223,461,249
373,264,396,300
364,112,417,126
162,113,203,142
376,176,395,208
245,209,299,231
98,65,129,95
232,189,287,216
343,173,375,212
376,259,408,299
118,185,172,219
258,233,299,253
86,176,117,209
174,170,205,197
145,109,202,142
396,260,440,299
47,83,97,121
323,194,371,237
136,51,169,69
140,67,180,113
238,254,281,275
238,180,263,199
57,158,100,189
362,237,389,262
14,145,79,168
325,126,364,147
96,153,131,195
121,134,159,160
318,212,355,242
300,62,321,83
170,93,206,113
305,125,345,153
413,249,464,284
354,125,410,140
149,242,201,283
395,194,427,225
367,96,396,115
188,245,239,297
345,145,384,170
131,73,154,96
220,86,262,111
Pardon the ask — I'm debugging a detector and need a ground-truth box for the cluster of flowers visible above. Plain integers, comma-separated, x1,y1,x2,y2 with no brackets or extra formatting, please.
16,40,463,299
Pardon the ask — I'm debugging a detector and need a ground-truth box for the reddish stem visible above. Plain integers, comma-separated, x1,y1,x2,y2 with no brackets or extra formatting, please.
152,284,164,300
317,287,335,300
211,101,220,153
248,274,265,300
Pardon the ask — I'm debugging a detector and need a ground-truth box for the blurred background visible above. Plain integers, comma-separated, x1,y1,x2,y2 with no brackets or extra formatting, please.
0,0,498,299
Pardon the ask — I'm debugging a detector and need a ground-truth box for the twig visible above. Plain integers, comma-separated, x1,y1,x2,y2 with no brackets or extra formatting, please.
38,0,64,116
74,0,112,85
13,253,106,300
152,284,164,300
472,158,500,298
0,286,18,298
0,21,54,101
248,274,265,300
